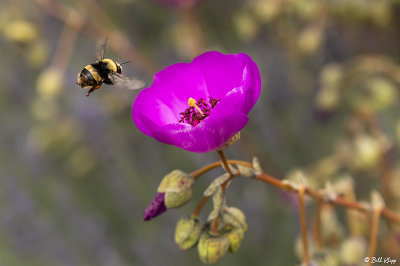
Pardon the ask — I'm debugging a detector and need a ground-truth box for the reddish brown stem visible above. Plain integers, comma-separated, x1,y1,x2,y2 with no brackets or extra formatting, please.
190,160,251,179
298,186,310,266
367,207,383,266
217,150,234,177
192,196,209,216
313,199,323,249
211,216,220,235
190,160,400,225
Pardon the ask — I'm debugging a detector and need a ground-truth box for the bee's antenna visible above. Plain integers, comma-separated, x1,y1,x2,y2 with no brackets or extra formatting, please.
120,61,132,65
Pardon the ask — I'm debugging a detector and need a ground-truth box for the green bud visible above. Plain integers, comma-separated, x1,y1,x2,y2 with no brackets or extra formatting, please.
353,135,380,170
157,170,193,208
311,250,340,266
226,228,244,253
36,68,63,99
174,215,201,250
4,20,38,46
198,232,229,264
315,85,340,111
340,237,367,265
297,25,322,54
321,206,344,242
27,41,48,68
348,77,396,113
222,207,247,231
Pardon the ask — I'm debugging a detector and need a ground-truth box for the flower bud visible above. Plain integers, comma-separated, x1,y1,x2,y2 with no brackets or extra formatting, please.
36,68,63,99
348,77,396,113
143,192,167,221
297,25,322,54
321,206,344,242
340,237,367,265
4,20,38,46
222,207,247,231
157,170,193,208
198,232,229,264
353,134,380,170
226,227,244,253
174,215,201,250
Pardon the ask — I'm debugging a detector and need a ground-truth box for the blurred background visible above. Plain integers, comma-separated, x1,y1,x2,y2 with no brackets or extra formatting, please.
1,0,400,265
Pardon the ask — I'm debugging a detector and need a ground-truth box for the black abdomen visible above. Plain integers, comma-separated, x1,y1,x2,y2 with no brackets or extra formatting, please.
92,61,114,85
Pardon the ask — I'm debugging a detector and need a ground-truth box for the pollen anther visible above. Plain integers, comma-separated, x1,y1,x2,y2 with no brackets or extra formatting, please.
188,97,197,107
179,97,221,127
188,97,204,116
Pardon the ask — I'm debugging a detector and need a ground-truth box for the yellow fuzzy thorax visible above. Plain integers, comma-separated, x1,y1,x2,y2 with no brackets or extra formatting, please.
101,58,118,73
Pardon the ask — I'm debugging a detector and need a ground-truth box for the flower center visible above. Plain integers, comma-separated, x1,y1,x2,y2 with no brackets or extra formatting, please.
179,97,221,127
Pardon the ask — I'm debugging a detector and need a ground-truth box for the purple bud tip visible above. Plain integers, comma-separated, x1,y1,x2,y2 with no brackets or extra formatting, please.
143,192,167,221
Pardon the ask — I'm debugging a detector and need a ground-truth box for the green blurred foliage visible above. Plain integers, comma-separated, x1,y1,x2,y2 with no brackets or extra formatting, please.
1,0,400,265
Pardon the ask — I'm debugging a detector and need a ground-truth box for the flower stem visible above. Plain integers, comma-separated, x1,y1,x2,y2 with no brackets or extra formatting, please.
209,150,236,234
298,186,310,266
313,199,323,250
367,206,383,265
191,160,251,179
191,160,400,224
192,196,209,216
217,150,234,177
211,216,220,235
191,157,243,217
345,183,361,237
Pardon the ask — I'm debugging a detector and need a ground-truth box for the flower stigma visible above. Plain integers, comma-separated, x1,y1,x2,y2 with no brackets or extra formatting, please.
179,97,221,127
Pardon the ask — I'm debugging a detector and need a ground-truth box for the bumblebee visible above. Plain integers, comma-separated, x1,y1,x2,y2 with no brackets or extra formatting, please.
77,39,130,96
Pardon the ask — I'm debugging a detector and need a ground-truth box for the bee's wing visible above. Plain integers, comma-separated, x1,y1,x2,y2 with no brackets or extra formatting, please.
112,73,145,91
97,38,108,60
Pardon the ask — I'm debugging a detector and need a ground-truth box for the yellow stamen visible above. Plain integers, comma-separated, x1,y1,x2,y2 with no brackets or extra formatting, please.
188,97,204,116
188,97,197,107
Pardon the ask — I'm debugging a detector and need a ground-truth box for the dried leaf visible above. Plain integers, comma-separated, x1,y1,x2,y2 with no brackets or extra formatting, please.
203,173,230,197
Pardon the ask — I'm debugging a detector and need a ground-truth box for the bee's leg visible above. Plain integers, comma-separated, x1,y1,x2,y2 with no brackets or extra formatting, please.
86,87,95,97
86,85,101,97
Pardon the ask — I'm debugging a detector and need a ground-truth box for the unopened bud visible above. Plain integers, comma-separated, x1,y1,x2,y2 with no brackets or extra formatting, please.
174,215,201,250
143,192,167,221
321,206,344,242
158,170,193,208
297,25,322,54
353,135,380,170
340,237,367,265
198,232,229,264
4,20,38,46
36,68,63,98
226,228,245,253
222,207,247,231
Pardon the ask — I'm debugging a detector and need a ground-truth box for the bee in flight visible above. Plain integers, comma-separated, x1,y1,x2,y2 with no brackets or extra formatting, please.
77,39,144,96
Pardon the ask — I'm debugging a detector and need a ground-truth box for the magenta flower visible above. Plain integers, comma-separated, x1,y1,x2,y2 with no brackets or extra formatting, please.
132,51,261,153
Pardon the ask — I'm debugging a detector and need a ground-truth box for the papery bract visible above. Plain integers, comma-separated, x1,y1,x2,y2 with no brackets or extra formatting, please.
132,51,261,153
